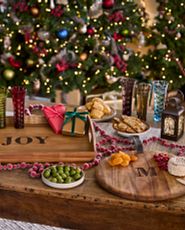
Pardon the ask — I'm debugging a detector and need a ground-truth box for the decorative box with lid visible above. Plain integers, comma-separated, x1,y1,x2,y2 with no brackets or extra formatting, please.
161,97,185,141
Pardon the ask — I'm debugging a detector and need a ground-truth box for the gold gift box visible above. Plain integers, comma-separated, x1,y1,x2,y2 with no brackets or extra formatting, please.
62,108,89,137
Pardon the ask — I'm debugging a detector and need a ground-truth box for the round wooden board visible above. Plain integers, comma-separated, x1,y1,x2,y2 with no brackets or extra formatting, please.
96,152,185,202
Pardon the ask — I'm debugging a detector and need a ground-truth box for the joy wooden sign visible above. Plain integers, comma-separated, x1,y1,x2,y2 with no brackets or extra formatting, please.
0,124,96,163
1,136,48,145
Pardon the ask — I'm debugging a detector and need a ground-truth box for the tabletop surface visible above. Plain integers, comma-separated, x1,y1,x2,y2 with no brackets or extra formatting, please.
1,98,185,215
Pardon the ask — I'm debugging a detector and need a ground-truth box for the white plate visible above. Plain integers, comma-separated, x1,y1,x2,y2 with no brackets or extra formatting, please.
114,120,151,137
116,126,151,137
41,168,85,189
78,106,116,122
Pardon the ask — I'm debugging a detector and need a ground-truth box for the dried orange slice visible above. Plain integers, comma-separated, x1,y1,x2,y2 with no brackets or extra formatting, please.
130,154,138,162
120,159,130,167
121,153,131,162
112,157,123,165
108,151,137,167
108,159,115,166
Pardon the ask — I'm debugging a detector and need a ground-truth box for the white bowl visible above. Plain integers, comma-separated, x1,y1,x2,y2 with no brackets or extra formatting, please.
41,168,85,189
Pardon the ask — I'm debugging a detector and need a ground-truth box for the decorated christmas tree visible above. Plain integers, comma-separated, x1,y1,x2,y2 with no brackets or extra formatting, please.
142,0,185,90
0,0,146,97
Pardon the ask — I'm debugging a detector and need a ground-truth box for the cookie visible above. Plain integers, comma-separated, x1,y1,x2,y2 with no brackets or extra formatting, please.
85,97,112,119
113,115,148,133
90,109,104,119
92,101,104,111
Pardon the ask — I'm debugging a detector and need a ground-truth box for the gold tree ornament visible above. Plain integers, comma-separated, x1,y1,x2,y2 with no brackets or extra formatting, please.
80,53,88,61
3,69,15,80
30,6,40,17
26,59,35,67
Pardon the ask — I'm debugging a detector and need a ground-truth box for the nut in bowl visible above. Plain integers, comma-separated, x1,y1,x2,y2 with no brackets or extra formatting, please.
112,115,150,137
82,97,116,121
42,165,85,189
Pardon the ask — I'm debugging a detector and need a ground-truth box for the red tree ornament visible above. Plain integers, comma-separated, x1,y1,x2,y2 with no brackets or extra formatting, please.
102,0,114,9
87,27,95,36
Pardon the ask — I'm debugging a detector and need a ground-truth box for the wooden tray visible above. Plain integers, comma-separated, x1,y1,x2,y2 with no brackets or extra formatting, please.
0,116,96,163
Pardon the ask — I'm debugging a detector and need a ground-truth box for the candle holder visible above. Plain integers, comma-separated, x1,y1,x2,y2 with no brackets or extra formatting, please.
153,80,168,122
136,82,151,121
0,87,7,128
120,77,136,116
10,86,26,129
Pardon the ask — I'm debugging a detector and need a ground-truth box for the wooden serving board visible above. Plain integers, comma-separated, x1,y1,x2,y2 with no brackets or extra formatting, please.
0,116,96,163
96,152,185,202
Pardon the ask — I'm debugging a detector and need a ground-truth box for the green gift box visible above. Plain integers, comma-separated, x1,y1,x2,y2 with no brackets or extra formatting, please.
62,108,89,136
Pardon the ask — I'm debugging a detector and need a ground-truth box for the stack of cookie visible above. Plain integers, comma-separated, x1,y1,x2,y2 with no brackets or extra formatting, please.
85,98,112,119
113,115,148,133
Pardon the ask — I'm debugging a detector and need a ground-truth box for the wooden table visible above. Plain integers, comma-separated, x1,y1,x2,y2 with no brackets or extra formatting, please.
0,99,185,230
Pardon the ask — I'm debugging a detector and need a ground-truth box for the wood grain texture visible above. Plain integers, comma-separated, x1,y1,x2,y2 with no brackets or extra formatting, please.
0,169,185,230
0,116,96,163
96,152,185,202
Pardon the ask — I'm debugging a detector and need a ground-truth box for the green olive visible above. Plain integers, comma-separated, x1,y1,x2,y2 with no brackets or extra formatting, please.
65,171,70,176
56,174,62,180
70,169,76,176
57,165,64,171
64,166,70,172
51,166,57,171
73,173,81,181
52,171,58,177
58,169,64,175
43,169,51,178
57,177,64,183
76,168,81,174
50,177,57,183
65,177,73,183
61,173,67,179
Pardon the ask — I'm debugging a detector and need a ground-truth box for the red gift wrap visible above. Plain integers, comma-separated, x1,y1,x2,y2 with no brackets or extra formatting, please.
42,104,66,134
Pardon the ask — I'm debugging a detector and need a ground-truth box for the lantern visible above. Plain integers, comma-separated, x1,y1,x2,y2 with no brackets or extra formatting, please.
161,97,185,141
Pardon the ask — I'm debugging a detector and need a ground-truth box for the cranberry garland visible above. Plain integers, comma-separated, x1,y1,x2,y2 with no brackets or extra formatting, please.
143,136,185,156
153,153,170,171
25,104,45,116
1,122,185,178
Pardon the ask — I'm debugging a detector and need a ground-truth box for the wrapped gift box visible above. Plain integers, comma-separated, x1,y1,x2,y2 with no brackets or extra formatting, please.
42,104,66,134
62,108,89,136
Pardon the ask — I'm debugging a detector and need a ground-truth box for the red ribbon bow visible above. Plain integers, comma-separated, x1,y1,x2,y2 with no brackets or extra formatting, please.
56,59,77,72
56,59,69,72
113,32,123,41
51,5,63,17
33,45,47,57
13,1,28,12
8,57,21,68
109,11,125,22
113,55,127,73
42,104,66,134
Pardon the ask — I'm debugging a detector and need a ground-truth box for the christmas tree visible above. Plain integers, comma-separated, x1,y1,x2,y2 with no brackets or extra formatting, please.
142,0,185,90
0,0,146,97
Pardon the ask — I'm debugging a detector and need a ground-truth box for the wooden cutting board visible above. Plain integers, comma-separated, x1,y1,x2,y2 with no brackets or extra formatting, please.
0,116,96,163
96,152,185,202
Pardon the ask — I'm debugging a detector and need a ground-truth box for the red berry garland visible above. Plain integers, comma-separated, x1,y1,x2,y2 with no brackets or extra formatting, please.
1,121,185,178
153,153,170,171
